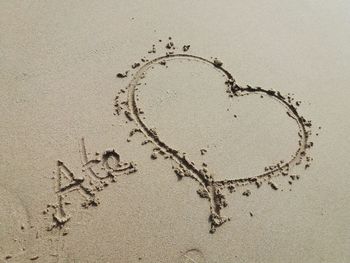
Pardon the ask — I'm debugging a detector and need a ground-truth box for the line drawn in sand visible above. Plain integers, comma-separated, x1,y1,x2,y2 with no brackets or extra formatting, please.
47,138,137,231
115,46,315,233
179,249,205,263
0,186,35,261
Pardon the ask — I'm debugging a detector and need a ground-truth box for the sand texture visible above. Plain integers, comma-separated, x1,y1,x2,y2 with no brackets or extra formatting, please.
1,1,350,262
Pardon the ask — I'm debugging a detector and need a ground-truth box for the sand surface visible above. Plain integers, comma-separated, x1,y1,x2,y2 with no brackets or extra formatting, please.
1,1,350,262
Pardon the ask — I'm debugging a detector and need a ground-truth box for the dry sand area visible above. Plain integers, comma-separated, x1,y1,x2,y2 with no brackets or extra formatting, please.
1,1,350,262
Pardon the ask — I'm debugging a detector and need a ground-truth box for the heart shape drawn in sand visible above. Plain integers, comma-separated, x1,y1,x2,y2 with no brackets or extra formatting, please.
116,54,313,233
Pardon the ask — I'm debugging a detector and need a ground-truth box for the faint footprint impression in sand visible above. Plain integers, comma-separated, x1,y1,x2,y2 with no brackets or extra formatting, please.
115,41,315,233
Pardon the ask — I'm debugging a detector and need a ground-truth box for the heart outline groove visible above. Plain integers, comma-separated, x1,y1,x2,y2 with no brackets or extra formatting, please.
115,53,313,233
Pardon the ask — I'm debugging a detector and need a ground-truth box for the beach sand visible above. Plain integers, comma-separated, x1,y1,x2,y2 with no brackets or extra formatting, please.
1,1,349,262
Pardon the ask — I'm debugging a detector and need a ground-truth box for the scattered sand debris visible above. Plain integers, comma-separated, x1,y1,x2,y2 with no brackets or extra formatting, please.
269,182,279,190
81,198,99,208
209,213,227,234
147,44,156,54
290,175,299,180
197,188,209,199
214,189,228,208
182,45,190,52
242,190,251,197
62,229,69,236
50,213,70,230
124,111,133,121
141,140,152,145
166,42,174,49
173,168,184,180
116,71,128,78
129,128,142,137
227,184,235,193
131,63,140,69
149,128,158,138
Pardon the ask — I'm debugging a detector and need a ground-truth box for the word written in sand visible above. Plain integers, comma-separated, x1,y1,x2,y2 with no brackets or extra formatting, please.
46,138,137,230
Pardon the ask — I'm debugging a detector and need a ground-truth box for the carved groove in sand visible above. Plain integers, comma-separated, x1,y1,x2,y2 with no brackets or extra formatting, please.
48,138,137,230
117,54,313,233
